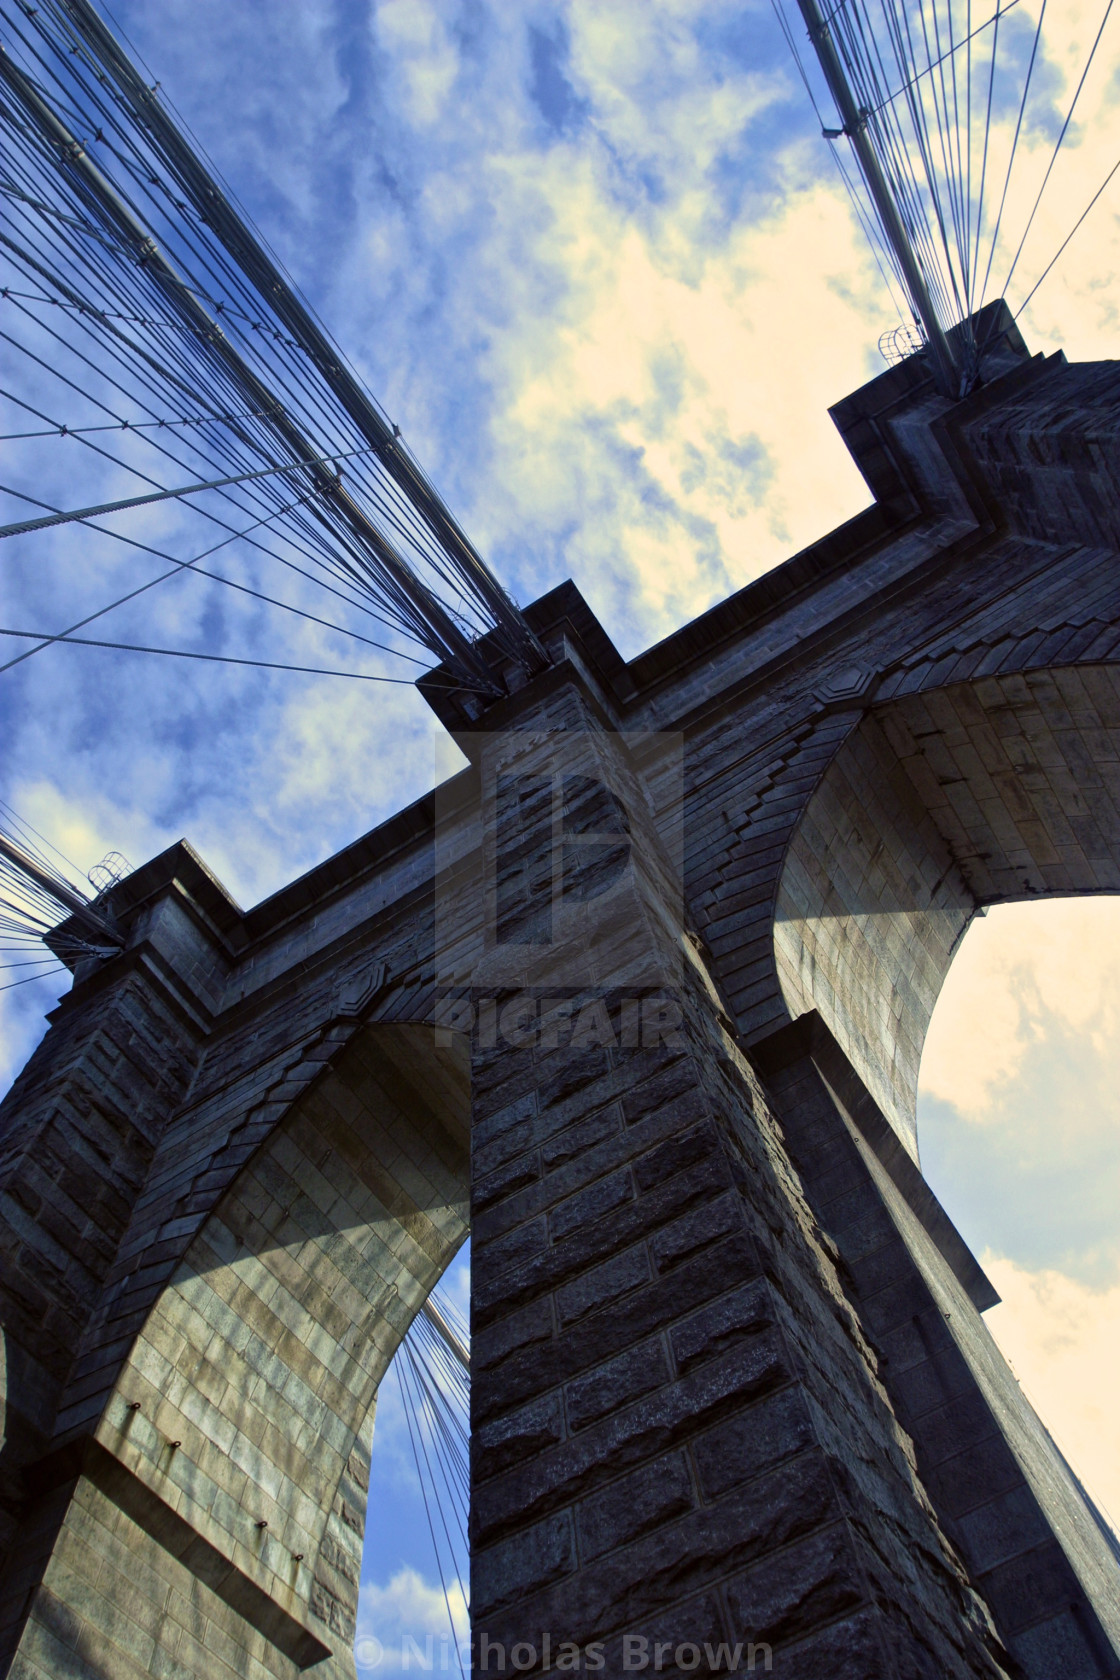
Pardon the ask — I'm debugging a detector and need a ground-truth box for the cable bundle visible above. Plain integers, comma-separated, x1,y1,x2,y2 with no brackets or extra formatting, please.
393,1285,470,1673
775,0,1120,389
1,0,545,693
0,799,121,990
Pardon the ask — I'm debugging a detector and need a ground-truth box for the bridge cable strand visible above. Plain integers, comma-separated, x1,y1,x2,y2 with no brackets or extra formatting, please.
1015,149,1120,315
390,1282,470,1672
0,801,123,982
778,0,1120,388
0,450,435,670
53,0,541,667
0,300,482,656
0,628,443,683
998,0,1116,299
0,226,449,665
973,0,1046,320
771,0,915,319
1,0,548,694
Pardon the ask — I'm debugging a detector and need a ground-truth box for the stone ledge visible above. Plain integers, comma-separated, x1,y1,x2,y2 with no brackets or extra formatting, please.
24,1437,331,1671
749,1010,999,1314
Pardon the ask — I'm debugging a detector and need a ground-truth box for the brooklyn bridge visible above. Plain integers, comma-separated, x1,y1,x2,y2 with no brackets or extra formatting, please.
1,1,1120,1676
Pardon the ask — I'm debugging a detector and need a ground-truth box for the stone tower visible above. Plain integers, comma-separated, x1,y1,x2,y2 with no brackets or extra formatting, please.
1,305,1119,1678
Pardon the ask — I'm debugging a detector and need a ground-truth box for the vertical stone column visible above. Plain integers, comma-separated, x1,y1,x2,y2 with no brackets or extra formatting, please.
463,670,1013,1677
753,1014,1120,1680
0,854,228,1662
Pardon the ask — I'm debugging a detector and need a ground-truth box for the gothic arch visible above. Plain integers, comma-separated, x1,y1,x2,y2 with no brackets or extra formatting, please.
8,1021,468,1680
774,663,1120,1155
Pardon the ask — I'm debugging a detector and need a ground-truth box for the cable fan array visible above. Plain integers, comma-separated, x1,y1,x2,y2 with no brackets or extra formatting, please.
774,0,1120,392
390,1287,471,1673
0,0,545,696
0,799,125,991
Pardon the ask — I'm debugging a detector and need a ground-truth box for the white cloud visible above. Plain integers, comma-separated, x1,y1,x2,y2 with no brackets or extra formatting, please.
958,0,1120,359
485,166,882,643
373,2,460,129
4,0,1120,1644
1,0,889,1092
566,2,782,192
920,898,1120,1117
357,1567,469,1676
983,1253,1120,1530
918,901,1120,1530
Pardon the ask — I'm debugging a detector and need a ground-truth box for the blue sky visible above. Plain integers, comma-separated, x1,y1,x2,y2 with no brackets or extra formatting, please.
2,0,1120,1663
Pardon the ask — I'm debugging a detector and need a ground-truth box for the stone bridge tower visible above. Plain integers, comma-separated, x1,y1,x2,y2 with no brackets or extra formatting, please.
1,305,1120,1679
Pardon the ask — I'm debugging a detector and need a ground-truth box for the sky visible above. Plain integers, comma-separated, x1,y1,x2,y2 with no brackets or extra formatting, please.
919,899,1120,1530
2,0,1120,1666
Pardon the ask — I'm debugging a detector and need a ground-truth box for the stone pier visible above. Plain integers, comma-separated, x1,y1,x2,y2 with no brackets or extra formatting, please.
2,306,1120,1676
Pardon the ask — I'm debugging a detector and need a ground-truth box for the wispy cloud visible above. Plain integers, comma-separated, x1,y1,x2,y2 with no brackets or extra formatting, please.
920,900,1120,1286
921,899,1120,1120
919,897,1120,1539
0,0,891,1086
982,1253,1120,1529
3,0,1120,1642
357,1567,469,1676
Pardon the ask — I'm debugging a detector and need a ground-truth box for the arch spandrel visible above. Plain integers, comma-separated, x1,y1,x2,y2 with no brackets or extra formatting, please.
775,663,1120,1153
86,1022,468,1676
9,334,1120,1677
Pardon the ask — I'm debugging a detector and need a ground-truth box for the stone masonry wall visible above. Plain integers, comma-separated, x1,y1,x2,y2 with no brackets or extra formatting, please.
774,712,975,1153
770,663,1120,1162
0,891,225,1655
3,1023,468,1680
758,1024,1120,1678
4,334,1120,1677
467,670,1014,1677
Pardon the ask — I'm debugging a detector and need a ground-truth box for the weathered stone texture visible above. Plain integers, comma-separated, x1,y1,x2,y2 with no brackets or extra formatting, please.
757,1020,1120,1674
466,676,1012,1676
1,311,1120,1675
0,995,468,1674
0,887,225,1642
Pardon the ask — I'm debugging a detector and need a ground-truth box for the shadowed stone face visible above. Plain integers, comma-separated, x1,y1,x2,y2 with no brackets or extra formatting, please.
0,1023,468,1679
777,665,1120,1152
2,320,1120,1677
98,1024,469,1654
463,683,1012,1678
